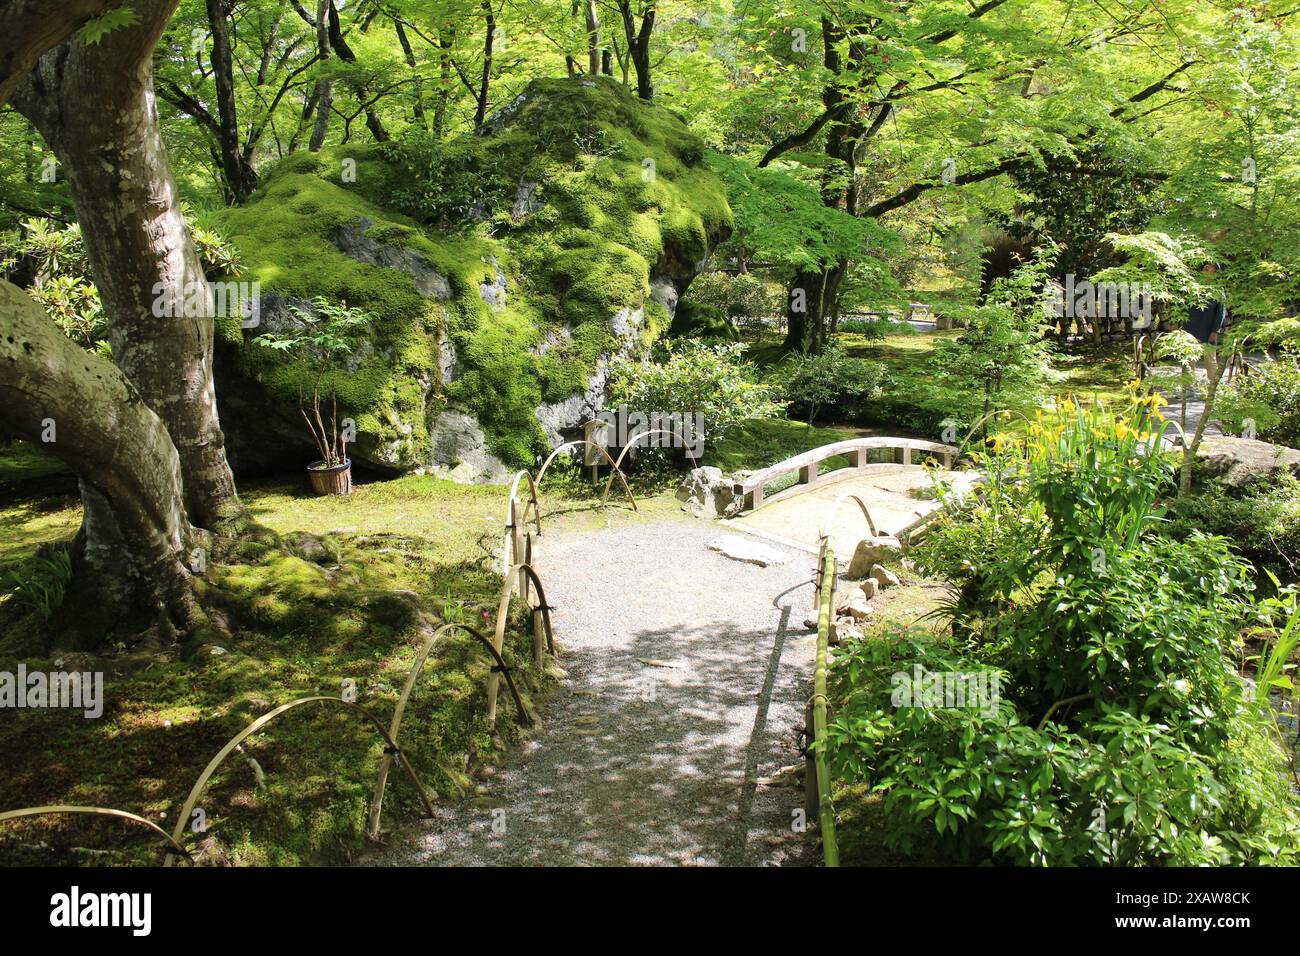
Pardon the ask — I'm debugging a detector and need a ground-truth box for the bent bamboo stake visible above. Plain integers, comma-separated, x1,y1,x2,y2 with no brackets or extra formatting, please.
534,439,637,513
819,492,879,546
600,428,698,507
502,470,542,576
0,805,193,861
485,563,556,727
368,622,535,840
166,696,436,865
811,546,840,867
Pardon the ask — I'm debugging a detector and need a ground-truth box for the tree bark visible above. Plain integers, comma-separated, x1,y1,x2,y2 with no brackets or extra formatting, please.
0,0,118,105
785,266,843,353
584,0,601,76
474,1,496,130
394,19,426,130
618,1,655,100
206,0,258,203
433,26,454,138
0,280,206,643
308,0,333,151
15,1,243,530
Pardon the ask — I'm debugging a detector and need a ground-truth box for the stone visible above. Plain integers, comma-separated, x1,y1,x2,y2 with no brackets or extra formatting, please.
427,411,512,484
511,179,543,220
478,256,509,311
837,593,874,622
677,466,741,518
1194,435,1300,490
869,564,901,589
707,534,789,567
858,578,879,600
214,79,732,484
332,217,452,300
846,535,903,577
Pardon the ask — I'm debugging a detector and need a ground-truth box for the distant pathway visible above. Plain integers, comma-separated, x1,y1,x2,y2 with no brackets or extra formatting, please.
374,518,819,866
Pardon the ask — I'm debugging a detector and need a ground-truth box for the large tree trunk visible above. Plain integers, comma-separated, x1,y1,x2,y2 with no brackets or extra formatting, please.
583,0,601,75
474,1,496,129
206,0,258,204
15,1,243,531
785,267,843,353
0,0,118,105
618,1,655,100
0,281,207,644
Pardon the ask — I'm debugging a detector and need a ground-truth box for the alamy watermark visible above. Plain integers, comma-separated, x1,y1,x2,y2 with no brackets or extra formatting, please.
890,663,1001,718
1045,275,1153,327
0,664,103,718
590,405,705,458
151,280,261,328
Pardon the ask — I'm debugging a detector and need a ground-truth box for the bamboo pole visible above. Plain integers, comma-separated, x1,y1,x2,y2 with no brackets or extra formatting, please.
813,546,840,867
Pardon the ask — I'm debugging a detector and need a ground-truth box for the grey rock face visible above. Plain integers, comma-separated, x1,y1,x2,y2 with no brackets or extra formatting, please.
512,179,542,220
676,466,740,518
649,276,678,317
846,536,903,578
1194,435,1300,489
332,217,452,300
479,256,509,311
427,411,512,485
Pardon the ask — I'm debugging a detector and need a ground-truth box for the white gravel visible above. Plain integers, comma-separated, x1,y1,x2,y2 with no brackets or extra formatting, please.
373,516,821,866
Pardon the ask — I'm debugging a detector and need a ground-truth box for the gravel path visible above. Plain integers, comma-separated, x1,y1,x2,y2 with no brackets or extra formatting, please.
375,517,821,866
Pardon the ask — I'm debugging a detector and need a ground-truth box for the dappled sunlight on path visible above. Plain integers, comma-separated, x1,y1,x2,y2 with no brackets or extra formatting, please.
371,519,819,866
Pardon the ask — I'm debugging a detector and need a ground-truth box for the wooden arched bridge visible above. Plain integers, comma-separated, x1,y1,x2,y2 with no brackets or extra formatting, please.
726,435,978,556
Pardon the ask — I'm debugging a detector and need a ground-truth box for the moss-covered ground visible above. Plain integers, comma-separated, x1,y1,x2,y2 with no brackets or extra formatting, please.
0,445,678,866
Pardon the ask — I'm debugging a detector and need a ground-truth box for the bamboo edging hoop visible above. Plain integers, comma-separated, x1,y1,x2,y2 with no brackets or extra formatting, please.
164,696,436,866
0,805,193,862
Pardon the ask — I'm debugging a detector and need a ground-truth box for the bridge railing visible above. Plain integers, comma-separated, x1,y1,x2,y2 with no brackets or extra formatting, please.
733,436,961,512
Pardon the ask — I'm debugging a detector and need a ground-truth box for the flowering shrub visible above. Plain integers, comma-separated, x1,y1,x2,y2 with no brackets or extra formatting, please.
829,397,1300,864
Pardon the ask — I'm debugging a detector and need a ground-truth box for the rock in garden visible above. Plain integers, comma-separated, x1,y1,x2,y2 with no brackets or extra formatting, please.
1193,435,1300,490
869,564,901,589
677,466,740,518
707,534,789,567
859,578,879,600
846,535,903,577
837,594,874,622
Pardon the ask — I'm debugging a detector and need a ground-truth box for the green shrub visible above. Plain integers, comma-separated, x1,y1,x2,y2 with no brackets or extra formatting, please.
667,300,737,341
680,271,783,325
837,316,917,339
1165,474,1300,584
1216,349,1300,448
1,548,73,621
608,341,785,450
768,343,885,428
930,251,1060,426
830,401,1300,864
378,137,516,226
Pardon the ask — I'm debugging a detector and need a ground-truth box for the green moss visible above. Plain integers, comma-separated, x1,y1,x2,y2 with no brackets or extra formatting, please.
217,77,731,470
0,473,573,866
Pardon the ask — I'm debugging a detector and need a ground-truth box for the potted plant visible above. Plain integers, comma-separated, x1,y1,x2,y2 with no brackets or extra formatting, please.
252,296,373,496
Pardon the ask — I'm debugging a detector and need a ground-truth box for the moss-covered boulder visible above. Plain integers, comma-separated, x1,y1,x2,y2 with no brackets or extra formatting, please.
211,76,731,481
